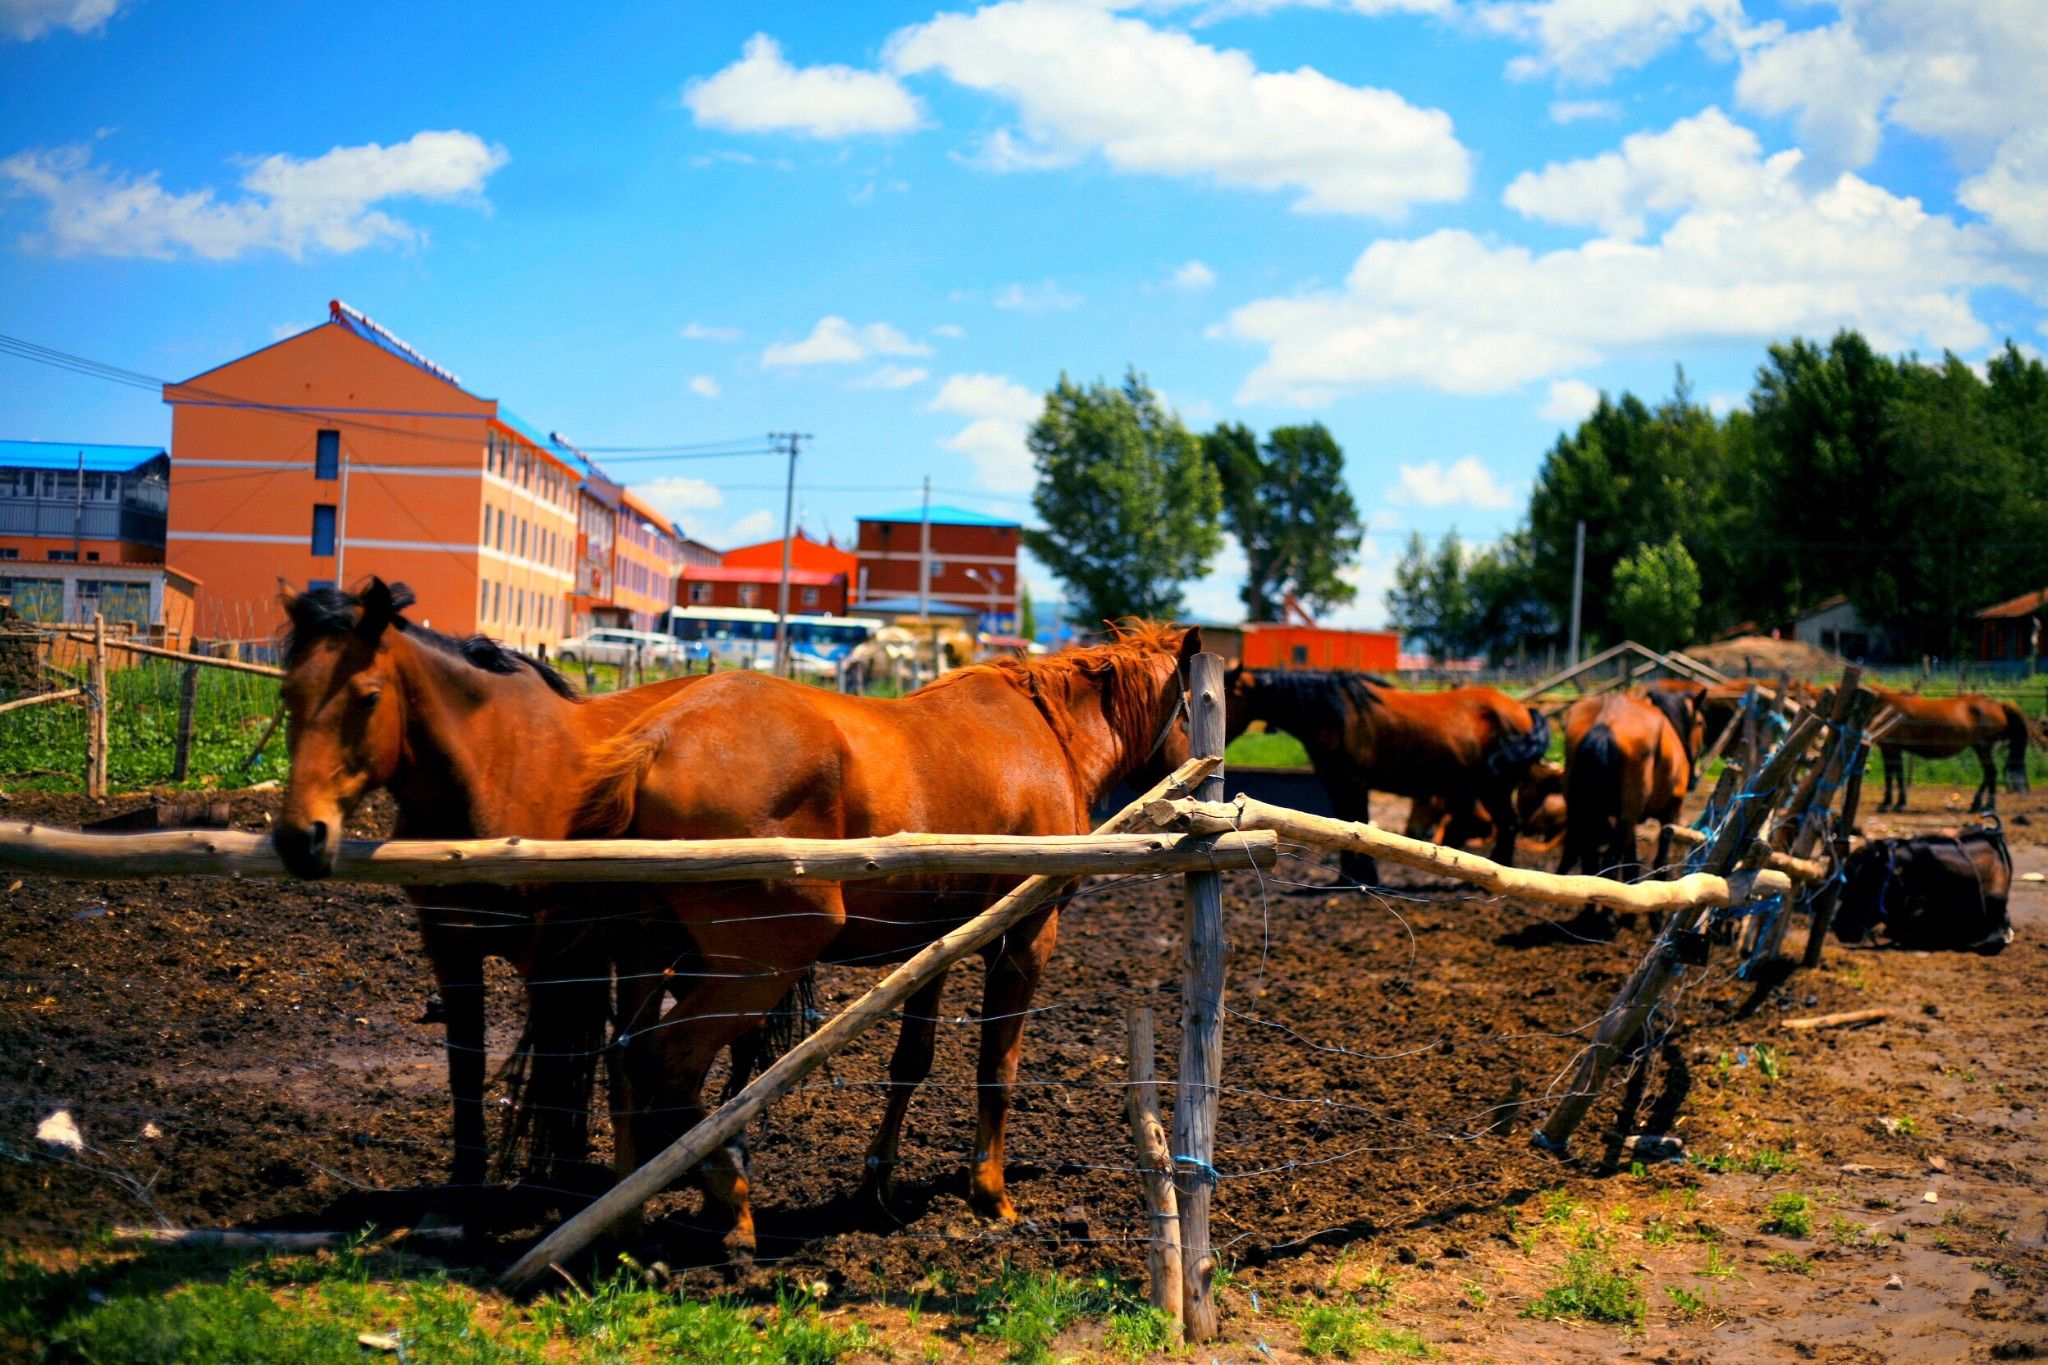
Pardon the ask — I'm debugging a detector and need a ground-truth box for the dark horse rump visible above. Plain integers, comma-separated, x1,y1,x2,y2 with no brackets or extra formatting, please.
1834,820,2014,954
1486,708,1551,781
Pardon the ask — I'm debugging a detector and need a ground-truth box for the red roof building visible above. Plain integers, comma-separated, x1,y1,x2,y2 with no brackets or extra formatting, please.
720,529,857,579
678,563,849,615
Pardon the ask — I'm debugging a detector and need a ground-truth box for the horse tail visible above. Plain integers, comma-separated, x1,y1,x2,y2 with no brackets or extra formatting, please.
1565,723,1624,849
576,718,672,836
496,917,611,1184
2001,702,2030,792
1487,706,1551,782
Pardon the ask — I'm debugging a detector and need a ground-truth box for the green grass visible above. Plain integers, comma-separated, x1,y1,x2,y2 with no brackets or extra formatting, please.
969,1263,1155,1364
1,660,286,792
1293,1299,1427,1359
1226,728,1312,768
1521,1251,1646,1330
1761,1193,1814,1239
1690,1147,1798,1177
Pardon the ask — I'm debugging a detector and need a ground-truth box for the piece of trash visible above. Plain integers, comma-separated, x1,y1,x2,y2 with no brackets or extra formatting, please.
357,1331,401,1352
36,1110,84,1152
352,1017,368,1026
72,904,109,921
6,879,20,893
1884,1274,1904,1291
1927,1156,1949,1173
2022,872,2045,883
1922,1191,1939,1204
141,1122,162,1141
1622,1133,1687,1162
1839,1163,1877,1175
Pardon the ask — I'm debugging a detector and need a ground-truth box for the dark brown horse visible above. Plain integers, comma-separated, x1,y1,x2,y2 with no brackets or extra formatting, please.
1559,693,1693,879
1869,685,2036,813
1216,669,1551,885
1403,760,1566,854
573,623,1201,1257
272,580,712,1208
1641,682,1707,791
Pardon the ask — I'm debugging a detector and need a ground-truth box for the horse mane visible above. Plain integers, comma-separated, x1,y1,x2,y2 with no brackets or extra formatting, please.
923,620,1184,762
283,581,578,700
1241,667,1387,733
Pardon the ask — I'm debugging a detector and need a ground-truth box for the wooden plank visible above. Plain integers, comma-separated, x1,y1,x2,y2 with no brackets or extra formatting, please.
87,615,107,799
1780,1008,1890,1032
497,754,1223,1290
171,661,199,782
0,688,83,716
1148,796,1792,912
1172,652,1226,1342
53,629,284,679
0,823,1274,885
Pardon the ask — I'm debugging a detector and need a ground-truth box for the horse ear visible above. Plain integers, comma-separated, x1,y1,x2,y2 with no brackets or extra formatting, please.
1178,625,1205,662
353,577,417,641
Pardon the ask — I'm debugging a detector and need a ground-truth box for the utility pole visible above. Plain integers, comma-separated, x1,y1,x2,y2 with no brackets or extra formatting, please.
768,431,808,677
71,448,85,564
918,475,935,683
334,444,352,586
1568,518,1586,665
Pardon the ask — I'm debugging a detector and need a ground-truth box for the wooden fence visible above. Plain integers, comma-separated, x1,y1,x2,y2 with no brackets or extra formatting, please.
0,653,1883,1344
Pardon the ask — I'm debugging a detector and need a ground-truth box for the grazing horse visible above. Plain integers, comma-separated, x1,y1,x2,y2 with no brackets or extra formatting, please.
1869,685,2035,813
1217,670,1551,886
1641,683,1707,791
574,623,1201,1258
1404,759,1568,855
272,579,719,1207
1558,693,1693,880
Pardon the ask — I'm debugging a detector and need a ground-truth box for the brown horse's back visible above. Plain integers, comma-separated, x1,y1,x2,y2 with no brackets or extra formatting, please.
1562,693,1688,875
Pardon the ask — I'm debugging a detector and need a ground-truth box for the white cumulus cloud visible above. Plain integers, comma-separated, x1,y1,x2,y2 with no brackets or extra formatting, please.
684,33,922,139
1961,127,2048,255
686,375,720,399
680,321,740,341
992,279,1083,312
929,372,1043,493
1170,259,1217,290
1479,0,1754,84
3,0,120,40
850,364,930,389
1392,457,1519,509
1540,378,1600,422
0,131,508,260
761,315,932,367
1223,108,2007,403
886,0,1469,217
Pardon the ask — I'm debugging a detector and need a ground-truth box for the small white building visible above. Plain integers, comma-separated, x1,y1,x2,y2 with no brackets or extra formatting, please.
1786,595,1882,659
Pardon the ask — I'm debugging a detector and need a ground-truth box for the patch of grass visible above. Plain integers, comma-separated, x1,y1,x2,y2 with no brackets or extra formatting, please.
1664,1285,1707,1320
1752,1045,1786,1082
1642,1220,1677,1248
1691,1147,1798,1176
1764,1253,1813,1276
1697,1247,1744,1283
1763,1193,1814,1239
1521,1252,1646,1330
1876,1114,1919,1138
1226,728,1311,768
970,1263,1148,1364
1462,1282,1489,1312
1103,1305,1179,1361
1294,1300,1427,1359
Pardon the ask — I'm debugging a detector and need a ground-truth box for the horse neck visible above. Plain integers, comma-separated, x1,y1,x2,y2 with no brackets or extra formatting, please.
1021,658,1169,804
1250,676,1352,763
384,636,585,839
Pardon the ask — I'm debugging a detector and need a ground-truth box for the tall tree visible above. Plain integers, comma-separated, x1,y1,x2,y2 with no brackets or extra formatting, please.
1609,536,1702,650
1026,370,1224,625
1203,421,1365,620
1386,529,1475,661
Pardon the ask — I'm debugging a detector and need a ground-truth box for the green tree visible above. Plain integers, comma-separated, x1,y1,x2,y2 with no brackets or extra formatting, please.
1609,536,1702,650
1025,370,1224,625
1202,421,1365,620
1018,583,1037,642
1386,529,1476,661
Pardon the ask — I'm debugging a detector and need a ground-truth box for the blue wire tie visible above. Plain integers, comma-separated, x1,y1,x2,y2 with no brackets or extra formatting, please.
1173,1154,1221,1184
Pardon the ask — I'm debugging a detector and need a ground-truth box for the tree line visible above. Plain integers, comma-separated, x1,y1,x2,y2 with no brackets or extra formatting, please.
1390,331,2048,660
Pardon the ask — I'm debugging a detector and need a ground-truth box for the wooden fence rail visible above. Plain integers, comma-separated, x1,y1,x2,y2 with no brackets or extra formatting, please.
0,823,1275,885
49,629,285,679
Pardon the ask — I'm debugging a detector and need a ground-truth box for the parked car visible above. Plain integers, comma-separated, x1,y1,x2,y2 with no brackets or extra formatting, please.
556,627,689,668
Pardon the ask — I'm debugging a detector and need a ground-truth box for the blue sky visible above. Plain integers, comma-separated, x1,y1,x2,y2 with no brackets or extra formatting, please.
2,0,2042,625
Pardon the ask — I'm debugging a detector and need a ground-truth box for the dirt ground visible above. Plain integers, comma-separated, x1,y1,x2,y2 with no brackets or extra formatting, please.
3,780,2046,1361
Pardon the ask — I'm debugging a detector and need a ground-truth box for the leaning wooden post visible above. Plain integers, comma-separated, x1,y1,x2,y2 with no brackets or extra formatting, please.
1753,679,1861,963
1126,1005,1182,1333
1172,651,1227,1342
497,754,1222,1291
1538,711,1827,1153
1805,693,1877,967
86,613,108,798
171,660,200,783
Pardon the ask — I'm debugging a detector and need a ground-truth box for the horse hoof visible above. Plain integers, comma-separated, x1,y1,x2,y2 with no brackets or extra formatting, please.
968,1187,1019,1223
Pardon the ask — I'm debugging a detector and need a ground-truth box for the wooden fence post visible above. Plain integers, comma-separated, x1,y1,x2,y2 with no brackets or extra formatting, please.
86,613,108,798
1172,651,1227,1341
1126,1005,1182,1333
1805,695,1876,967
1538,711,1827,1153
171,660,200,783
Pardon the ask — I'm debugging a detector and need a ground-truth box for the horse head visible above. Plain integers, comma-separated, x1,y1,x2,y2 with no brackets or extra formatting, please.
273,578,416,878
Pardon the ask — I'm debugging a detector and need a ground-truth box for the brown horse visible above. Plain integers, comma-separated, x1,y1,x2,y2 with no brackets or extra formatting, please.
1215,669,1550,885
272,580,716,1209
1403,760,1567,854
1869,685,2035,813
573,623,1201,1257
1641,682,1707,791
1558,693,1693,879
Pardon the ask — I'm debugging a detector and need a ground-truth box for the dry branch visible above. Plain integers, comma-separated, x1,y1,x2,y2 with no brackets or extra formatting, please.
0,688,84,716
52,629,285,679
1780,1008,1890,1032
1126,1005,1182,1330
1144,795,1792,912
1651,824,1830,883
497,754,1223,1291
0,823,1274,885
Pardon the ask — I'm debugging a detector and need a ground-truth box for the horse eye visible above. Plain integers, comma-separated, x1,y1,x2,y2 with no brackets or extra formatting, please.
361,687,382,707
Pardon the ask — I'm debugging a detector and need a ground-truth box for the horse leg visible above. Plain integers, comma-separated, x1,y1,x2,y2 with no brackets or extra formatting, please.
422,933,487,1219
1976,743,1997,813
968,904,1061,1222
857,974,947,1206
1478,783,1519,869
1330,781,1379,886
1878,746,1898,811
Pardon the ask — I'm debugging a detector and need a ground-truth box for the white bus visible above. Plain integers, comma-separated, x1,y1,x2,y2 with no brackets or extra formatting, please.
666,605,883,678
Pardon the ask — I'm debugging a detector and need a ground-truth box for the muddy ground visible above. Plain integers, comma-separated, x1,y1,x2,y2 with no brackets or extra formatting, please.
3,781,2046,1361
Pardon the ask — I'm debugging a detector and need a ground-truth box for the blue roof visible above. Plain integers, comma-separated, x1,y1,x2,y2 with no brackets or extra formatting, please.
327,300,469,393
854,594,985,617
858,504,1020,528
0,440,167,473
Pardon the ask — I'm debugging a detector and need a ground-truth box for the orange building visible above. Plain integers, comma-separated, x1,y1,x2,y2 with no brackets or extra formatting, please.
164,301,682,649
1240,623,1400,673
683,529,856,616
855,506,1020,631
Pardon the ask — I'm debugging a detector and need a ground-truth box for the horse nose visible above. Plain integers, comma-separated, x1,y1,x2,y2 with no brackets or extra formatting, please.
273,819,335,879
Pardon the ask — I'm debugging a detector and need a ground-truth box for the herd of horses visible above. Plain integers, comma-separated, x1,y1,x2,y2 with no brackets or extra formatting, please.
267,579,2045,1256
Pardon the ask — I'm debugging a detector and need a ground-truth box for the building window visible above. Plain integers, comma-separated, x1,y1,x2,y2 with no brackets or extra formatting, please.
47,550,77,562
801,587,820,607
480,580,489,618
315,429,340,480
493,581,503,621
0,549,16,561
311,504,337,556
689,581,712,604
1291,645,1310,666
738,584,760,607
85,551,99,562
